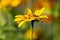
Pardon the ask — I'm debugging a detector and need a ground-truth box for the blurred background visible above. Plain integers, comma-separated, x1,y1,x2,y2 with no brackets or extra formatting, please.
0,0,60,40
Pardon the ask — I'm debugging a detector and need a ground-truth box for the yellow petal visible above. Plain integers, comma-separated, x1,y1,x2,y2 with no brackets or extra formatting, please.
39,15,48,19
18,20,28,28
15,15,22,17
34,7,45,16
26,8,32,15
14,18,24,21
15,15,25,18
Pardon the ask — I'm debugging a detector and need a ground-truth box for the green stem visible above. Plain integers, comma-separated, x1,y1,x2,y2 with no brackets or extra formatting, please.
31,20,35,40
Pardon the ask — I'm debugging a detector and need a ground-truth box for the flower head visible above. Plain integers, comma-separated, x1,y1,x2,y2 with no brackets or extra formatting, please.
14,7,48,28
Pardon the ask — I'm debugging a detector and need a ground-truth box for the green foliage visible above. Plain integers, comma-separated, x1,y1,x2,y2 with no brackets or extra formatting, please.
0,1,60,40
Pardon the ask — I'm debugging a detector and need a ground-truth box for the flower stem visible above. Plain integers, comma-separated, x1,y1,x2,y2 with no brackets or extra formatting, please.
31,20,35,40
31,20,35,28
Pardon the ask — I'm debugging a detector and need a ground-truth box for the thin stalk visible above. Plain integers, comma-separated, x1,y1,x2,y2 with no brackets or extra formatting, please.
31,20,35,40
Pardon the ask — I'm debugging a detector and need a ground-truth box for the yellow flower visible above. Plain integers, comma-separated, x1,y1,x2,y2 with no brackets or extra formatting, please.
0,0,21,8
25,29,38,39
14,15,36,27
25,29,43,39
0,0,12,8
10,0,21,7
25,29,32,39
14,7,48,28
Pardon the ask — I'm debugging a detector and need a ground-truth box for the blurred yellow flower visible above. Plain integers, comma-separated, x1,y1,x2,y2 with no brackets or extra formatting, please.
10,0,21,7
25,29,32,39
25,29,43,39
14,7,48,28
0,0,12,8
0,0,21,8
25,29,38,39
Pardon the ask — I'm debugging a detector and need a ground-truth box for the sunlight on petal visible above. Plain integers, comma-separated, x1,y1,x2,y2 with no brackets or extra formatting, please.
39,15,48,19
15,15,24,17
34,7,45,16
18,20,28,28
14,18,23,21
